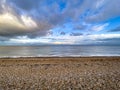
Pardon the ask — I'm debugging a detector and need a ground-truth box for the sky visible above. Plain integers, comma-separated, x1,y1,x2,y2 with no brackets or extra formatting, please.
0,0,120,45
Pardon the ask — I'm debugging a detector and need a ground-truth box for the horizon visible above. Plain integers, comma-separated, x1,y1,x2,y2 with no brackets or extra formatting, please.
0,0,120,45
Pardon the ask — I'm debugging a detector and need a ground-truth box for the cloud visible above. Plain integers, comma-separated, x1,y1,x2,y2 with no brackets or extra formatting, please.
70,33,83,36
0,0,54,38
21,15,37,28
2,34,119,45
108,26,120,32
86,0,120,22
0,36,10,41
0,0,120,45
4,0,67,37
1,0,119,36
0,13,39,37
8,0,41,11
60,32,66,35
73,24,86,30
91,23,109,31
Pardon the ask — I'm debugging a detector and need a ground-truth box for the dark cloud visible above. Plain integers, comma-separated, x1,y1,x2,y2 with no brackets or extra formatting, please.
0,36,10,41
0,24,25,37
60,32,66,35
73,25,86,30
8,0,41,11
70,33,83,36
96,38,120,45
108,26,120,32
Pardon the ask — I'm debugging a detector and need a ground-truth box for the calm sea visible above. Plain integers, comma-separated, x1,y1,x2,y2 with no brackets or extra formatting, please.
0,45,120,58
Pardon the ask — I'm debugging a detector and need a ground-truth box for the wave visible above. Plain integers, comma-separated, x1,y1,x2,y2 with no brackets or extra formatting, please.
0,54,120,58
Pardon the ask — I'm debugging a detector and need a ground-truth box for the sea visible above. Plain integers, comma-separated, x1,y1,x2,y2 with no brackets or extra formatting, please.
0,45,120,58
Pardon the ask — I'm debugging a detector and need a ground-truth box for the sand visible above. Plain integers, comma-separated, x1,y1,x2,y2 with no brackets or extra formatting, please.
0,57,120,90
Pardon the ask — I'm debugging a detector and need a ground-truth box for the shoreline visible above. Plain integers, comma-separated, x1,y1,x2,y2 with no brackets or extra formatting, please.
0,56,120,58
0,57,120,63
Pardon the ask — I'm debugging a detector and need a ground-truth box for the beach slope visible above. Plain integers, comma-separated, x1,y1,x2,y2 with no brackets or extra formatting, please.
0,57,120,90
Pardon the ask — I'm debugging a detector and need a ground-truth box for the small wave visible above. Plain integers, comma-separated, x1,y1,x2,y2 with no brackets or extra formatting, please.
0,54,120,58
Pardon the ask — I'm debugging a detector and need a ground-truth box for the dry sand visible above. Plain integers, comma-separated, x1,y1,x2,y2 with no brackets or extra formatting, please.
0,57,120,90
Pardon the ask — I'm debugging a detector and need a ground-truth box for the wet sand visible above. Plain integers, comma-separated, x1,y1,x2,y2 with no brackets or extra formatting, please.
0,57,120,90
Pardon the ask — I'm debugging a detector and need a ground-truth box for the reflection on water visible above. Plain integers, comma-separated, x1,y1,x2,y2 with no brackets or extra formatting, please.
0,45,120,57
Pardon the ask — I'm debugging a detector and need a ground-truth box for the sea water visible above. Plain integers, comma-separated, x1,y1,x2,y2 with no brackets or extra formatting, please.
0,45,120,58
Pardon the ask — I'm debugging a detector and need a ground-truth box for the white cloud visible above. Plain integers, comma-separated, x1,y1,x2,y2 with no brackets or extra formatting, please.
21,15,37,28
10,36,51,44
88,34,120,40
0,13,25,29
0,13,37,30
95,0,105,8
92,23,109,31
0,12,39,37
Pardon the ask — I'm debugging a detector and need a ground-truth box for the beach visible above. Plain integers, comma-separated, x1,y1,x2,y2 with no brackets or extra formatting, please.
0,57,120,90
